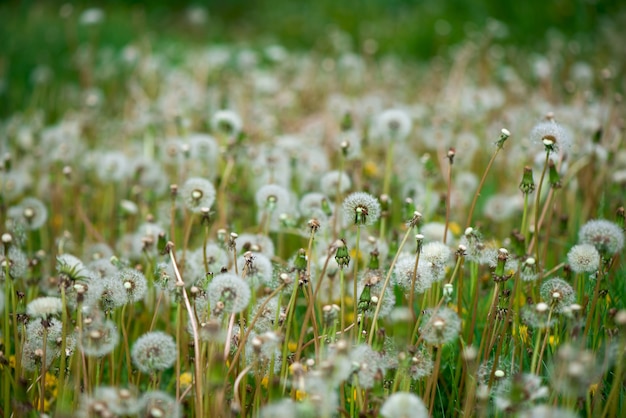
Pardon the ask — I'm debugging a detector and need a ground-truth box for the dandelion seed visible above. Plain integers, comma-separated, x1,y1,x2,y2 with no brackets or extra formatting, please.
9,197,48,230
212,109,242,137
567,244,600,273
207,273,251,314
180,177,216,213
26,296,63,319
374,108,413,142
116,268,148,303
342,192,381,226
80,318,119,358
540,278,575,313
530,118,572,154
140,390,182,418
131,331,177,374
578,219,625,257
380,392,429,418
419,306,461,345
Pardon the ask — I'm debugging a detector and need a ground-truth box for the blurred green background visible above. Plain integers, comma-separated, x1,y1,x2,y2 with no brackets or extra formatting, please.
1,0,624,118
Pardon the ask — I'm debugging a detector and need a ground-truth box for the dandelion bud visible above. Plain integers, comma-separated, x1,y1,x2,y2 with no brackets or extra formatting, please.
548,159,562,189
447,147,456,164
494,248,509,277
408,211,422,228
169,184,178,198
367,249,380,270
293,249,308,271
496,128,510,149
415,234,424,254
443,283,453,298
519,166,535,194
334,239,351,269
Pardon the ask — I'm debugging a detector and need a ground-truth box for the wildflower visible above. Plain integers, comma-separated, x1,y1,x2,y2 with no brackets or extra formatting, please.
521,302,556,329
131,331,177,374
566,244,600,273
407,348,434,380
342,192,381,226
26,296,63,319
578,219,625,257
419,306,461,345
212,109,242,137
320,170,352,197
80,318,119,357
57,253,89,280
237,252,273,289
550,344,602,397
90,386,142,416
520,257,539,282
0,246,28,281
519,166,535,194
493,373,549,412
9,197,48,230
255,184,291,214
350,344,387,389
180,177,216,213
116,268,148,303
374,108,413,142
517,405,578,418
207,273,251,314
87,274,127,312
540,278,575,313
380,392,428,418
237,233,275,258
392,253,433,294
140,390,182,418
530,118,572,154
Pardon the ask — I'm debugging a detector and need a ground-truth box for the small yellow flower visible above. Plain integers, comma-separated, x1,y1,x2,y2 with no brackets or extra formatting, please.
549,335,560,348
589,383,598,396
261,376,269,388
448,222,461,236
295,390,307,401
179,372,193,389
288,341,298,353
363,161,380,178
517,325,530,345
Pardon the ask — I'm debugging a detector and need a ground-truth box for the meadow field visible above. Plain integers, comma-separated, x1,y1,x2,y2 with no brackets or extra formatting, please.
1,1,625,417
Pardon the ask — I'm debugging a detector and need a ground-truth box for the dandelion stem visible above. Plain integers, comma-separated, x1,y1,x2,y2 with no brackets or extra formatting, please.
368,226,413,344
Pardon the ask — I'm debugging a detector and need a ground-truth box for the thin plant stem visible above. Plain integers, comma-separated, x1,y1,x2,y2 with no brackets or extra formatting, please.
368,226,413,344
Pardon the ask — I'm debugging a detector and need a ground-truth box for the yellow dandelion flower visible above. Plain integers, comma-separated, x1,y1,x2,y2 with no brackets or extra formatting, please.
549,335,560,347
288,341,298,353
179,372,193,389
448,222,461,236
363,161,380,178
295,390,307,401
517,325,530,345
261,376,269,388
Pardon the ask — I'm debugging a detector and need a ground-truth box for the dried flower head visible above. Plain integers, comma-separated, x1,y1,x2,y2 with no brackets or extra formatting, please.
530,118,572,154
26,296,63,318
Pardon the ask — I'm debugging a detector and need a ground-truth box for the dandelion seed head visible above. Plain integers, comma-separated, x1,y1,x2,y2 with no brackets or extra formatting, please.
131,331,177,374
180,177,216,213
342,192,381,226
380,392,428,418
419,306,461,345
26,296,63,318
540,278,575,313
578,219,624,256
207,273,251,314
